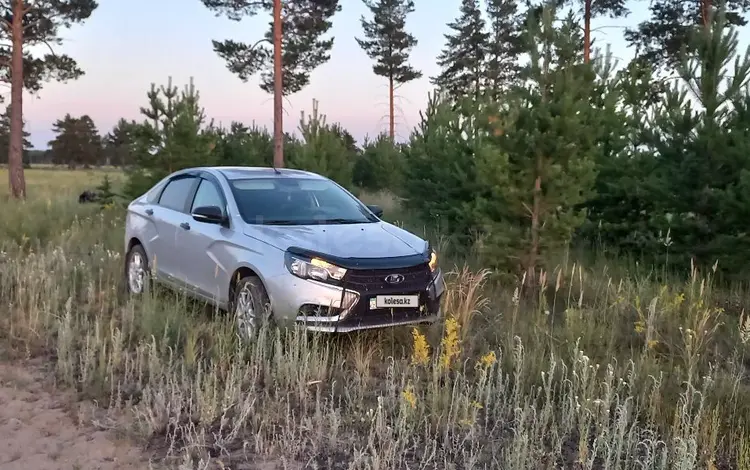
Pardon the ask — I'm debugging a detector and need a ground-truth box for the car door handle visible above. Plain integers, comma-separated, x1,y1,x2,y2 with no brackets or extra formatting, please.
145,209,153,216
180,222,190,230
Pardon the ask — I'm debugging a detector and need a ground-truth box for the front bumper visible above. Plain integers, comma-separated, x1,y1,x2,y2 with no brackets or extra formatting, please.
264,263,446,333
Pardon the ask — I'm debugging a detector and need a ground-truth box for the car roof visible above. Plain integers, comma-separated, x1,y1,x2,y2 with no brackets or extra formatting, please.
206,166,326,181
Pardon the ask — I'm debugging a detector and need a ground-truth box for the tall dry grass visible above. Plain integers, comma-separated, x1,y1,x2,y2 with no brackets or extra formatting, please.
1,172,750,468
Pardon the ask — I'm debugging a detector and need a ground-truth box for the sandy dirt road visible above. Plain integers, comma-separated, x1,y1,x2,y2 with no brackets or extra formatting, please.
0,361,150,470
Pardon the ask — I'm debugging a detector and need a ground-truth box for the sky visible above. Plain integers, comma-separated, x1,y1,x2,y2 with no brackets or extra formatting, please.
16,0,750,149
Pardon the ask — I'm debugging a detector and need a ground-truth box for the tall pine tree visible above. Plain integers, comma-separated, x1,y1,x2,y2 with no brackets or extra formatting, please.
356,0,422,141
563,0,628,63
624,0,750,72
204,0,340,95
483,0,523,98
431,0,487,103
1,0,98,199
48,114,103,168
203,0,341,167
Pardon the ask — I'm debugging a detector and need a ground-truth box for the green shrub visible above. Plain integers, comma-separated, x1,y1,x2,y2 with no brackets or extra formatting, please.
286,99,354,189
401,93,486,249
353,133,405,191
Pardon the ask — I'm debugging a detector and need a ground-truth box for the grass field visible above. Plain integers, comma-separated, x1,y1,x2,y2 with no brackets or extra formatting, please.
2,168,750,469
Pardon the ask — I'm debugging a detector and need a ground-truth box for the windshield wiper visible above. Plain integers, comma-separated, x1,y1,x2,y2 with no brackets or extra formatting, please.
317,218,366,224
260,220,300,225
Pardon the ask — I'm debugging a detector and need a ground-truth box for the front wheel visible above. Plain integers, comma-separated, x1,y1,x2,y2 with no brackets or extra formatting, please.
231,275,273,342
125,244,150,295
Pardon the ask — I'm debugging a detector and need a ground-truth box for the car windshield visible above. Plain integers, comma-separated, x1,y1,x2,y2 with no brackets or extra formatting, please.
229,177,378,225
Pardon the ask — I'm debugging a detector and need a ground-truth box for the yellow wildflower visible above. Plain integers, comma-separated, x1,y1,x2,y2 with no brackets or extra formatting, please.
459,417,474,427
439,316,461,371
402,384,417,409
410,327,430,366
479,350,497,368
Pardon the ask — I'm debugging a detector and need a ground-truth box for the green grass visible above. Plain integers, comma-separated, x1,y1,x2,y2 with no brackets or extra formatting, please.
2,168,750,469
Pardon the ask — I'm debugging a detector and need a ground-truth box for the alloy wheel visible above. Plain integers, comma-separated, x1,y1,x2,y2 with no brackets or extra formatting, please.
235,284,256,341
127,251,146,294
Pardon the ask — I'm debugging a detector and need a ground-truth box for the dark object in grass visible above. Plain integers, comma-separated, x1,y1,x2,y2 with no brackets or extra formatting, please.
78,190,100,204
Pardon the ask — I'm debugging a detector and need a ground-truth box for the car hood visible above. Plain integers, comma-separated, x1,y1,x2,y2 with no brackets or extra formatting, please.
244,221,427,259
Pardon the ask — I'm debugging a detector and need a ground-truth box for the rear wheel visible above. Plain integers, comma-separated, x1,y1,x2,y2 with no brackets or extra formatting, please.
231,275,272,342
125,244,150,295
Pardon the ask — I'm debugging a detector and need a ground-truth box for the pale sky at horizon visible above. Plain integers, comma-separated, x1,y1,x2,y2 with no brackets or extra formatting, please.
16,0,750,149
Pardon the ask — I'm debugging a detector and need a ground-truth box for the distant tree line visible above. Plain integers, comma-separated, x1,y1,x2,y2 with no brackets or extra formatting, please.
0,110,137,169
9,0,740,198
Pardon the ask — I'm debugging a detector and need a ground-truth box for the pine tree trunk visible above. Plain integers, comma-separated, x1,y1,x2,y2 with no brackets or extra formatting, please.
8,0,26,199
272,0,284,168
388,75,395,141
701,0,711,27
475,66,480,102
583,0,591,63
527,170,542,286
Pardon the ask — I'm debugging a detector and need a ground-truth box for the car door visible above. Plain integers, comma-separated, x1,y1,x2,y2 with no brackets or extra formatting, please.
150,174,199,285
178,175,233,303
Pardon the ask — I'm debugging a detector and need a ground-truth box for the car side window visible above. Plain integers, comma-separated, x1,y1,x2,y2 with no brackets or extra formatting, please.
191,179,225,215
146,180,166,203
158,176,196,212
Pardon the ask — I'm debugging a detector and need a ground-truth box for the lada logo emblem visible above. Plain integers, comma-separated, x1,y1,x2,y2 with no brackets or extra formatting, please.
385,274,404,284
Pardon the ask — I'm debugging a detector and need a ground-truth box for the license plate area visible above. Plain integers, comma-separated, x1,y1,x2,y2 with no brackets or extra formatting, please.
370,294,420,309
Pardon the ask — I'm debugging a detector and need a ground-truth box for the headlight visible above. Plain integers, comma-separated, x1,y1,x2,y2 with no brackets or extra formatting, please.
285,253,347,282
428,249,438,272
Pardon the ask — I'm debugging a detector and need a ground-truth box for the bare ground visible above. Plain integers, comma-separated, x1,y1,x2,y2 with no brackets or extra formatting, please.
0,360,151,470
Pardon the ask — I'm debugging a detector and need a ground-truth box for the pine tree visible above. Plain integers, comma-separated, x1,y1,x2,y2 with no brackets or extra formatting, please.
483,0,523,98
624,0,750,72
206,0,340,95
401,92,487,246
1,0,98,199
626,8,750,277
286,99,353,188
431,0,487,103
557,0,629,63
353,132,404,191
203,0,340,168
48,114,103,168
124,77,217,198
477,6,602,279
0,104,31,165
95,174,117,208
356,0,422,141
104,118,137,167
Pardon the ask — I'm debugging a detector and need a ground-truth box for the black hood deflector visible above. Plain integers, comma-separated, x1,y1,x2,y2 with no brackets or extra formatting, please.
286,245,430,270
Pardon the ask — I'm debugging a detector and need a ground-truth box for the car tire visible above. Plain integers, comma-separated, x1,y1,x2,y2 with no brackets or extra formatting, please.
231,275,273,342
125,244,150,296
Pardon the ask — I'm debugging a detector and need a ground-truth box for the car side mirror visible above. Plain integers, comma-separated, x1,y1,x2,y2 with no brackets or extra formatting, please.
192,205,227,225
367,204,383,218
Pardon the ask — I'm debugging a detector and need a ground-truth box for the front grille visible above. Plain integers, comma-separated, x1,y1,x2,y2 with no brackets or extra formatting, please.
343,263,432,293
336,294,441,328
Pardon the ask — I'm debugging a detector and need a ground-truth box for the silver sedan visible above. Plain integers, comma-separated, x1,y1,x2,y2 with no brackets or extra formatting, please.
123,166,445,340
